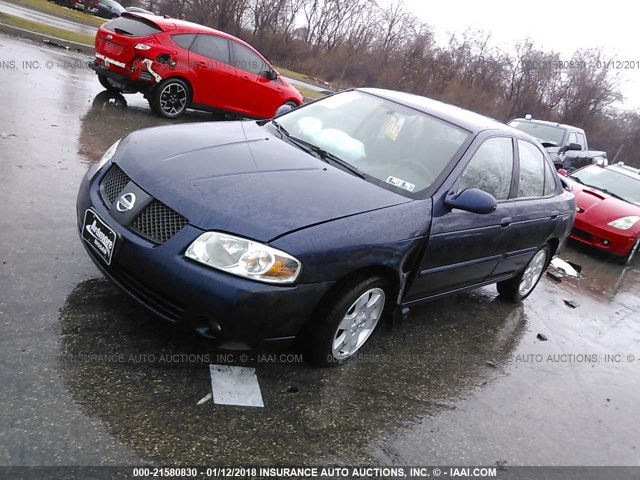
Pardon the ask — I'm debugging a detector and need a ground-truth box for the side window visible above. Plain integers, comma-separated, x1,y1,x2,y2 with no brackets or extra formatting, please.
576,132,587,149
232,42,267,75
517,140,545,197
567,132,578,146
191,34,230,64
544,159,557,195
459,137,514,201
172,33,196,50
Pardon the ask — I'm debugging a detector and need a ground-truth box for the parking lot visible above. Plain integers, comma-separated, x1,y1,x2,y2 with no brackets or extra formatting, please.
1,34,639,467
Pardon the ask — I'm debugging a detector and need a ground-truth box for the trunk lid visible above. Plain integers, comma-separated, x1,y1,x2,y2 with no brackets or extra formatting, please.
96,14,167,65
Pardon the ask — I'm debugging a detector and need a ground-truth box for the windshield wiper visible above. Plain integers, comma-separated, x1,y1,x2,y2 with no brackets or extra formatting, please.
568,175,584,185
274,125,365,179
270,119,290,138
578,182,631,202
592,188,630,203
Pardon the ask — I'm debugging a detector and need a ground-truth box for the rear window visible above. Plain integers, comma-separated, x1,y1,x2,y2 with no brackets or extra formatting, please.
103,16,162,37
172,33,196,50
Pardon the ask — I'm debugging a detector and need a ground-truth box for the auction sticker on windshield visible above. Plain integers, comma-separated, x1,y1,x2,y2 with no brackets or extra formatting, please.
82,209,117,265
386,176,415,192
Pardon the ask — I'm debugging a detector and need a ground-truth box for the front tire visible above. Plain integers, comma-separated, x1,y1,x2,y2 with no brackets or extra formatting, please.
497,245,550,303
303,275,391,367
151,78,190,118
275,101,297,117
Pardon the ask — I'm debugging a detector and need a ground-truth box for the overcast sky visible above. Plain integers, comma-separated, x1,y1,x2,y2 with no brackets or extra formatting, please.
402,0,640,110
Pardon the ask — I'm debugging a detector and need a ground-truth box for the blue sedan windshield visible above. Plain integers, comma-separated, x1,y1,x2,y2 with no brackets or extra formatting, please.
276,91,470,194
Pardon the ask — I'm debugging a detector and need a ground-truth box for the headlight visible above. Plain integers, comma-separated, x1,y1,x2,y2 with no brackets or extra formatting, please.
608,216,640,230
87,139,121,180
185,232,302,284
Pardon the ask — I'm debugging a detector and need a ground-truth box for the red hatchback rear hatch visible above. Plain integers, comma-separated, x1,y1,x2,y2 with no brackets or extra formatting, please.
94,13,167,75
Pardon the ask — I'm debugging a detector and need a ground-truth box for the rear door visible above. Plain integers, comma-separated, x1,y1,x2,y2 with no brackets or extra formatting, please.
187,34,237,110
230,41,284,117
491,139,559,276
406,136,517,300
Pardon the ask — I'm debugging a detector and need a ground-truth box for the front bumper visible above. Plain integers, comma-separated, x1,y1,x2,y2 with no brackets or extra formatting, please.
76,164,334,345
570,217,636,257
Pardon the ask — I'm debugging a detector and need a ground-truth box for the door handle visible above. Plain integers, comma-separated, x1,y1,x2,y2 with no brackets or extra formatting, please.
500,217,512,228
550,210,559,220
195,61,207,69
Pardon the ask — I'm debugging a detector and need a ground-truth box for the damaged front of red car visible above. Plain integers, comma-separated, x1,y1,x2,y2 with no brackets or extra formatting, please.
562,165,640,263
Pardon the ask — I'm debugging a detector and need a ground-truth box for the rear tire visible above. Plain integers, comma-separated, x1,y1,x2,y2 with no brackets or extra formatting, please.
98,74,121,93
497,245,550,303
303,275,391,367
151,78,190,119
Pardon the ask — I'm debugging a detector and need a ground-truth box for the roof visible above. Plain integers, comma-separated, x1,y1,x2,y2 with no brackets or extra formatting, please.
360,88,521,135
123,12,264,56
510,117,585,133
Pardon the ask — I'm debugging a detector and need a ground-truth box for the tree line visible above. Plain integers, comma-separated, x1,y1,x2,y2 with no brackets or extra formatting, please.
124,0,639,166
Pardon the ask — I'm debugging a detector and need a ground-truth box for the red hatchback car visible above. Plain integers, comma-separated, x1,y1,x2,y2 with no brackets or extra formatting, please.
562,165,640,263
89,13,303,118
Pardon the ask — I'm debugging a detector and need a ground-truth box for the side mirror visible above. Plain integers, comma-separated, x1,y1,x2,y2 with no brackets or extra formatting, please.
557,168,569,177
559,177,573,192
445,188,497,214
565,142,582,152
260,70,278,80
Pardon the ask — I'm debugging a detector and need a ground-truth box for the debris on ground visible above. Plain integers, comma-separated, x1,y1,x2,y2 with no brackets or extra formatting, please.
546,271,563,282
550,258,580,277
567,261,583,274
537,333,548,341
563,299,579,309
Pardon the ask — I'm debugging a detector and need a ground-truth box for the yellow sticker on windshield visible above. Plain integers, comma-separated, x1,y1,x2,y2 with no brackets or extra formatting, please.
385,115,405,141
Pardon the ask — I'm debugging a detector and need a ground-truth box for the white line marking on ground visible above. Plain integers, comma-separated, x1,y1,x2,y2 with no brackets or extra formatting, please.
196,393,212,405
209,365,264,407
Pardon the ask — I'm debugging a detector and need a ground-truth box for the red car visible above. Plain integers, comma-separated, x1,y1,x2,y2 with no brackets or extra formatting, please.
561,165,640,263
89,13,303,118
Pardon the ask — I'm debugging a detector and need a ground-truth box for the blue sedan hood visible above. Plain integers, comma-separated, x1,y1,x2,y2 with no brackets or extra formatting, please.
114,121,410,242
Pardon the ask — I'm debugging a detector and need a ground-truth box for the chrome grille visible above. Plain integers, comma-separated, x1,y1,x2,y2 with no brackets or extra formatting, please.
131,200,188,244
101,164,130,205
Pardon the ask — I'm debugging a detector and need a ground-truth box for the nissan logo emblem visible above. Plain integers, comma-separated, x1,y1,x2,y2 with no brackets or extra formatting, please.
116,192,136,212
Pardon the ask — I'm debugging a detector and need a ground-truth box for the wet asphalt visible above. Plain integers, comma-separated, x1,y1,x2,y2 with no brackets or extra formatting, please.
0,34,639,468
0,0,97,37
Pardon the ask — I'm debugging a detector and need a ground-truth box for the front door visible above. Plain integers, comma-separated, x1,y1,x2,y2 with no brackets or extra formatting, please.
231,41,284,117
406,136,517,301
188,34,237,110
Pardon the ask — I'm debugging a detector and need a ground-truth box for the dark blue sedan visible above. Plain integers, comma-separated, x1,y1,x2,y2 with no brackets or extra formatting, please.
77,88,575,366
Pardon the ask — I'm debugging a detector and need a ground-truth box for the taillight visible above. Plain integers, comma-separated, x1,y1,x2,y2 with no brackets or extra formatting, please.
135,40,156,51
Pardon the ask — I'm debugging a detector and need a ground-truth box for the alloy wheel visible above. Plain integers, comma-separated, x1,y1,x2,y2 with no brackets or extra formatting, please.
519,249,548,297
331,287,385,360
159,83,187,115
